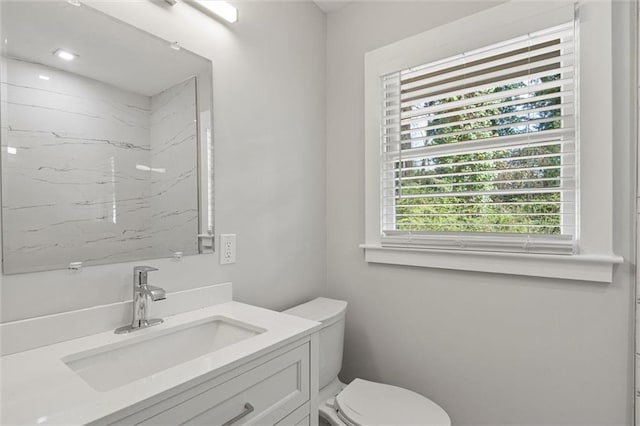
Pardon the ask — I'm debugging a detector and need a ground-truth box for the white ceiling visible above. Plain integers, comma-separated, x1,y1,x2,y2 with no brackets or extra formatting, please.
313,0,353,13
1,1,211,97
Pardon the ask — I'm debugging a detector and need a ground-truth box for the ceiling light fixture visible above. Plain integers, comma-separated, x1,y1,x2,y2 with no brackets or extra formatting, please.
190,1,238,24
66,0,81,6
53,49,77,61
38,75,50,81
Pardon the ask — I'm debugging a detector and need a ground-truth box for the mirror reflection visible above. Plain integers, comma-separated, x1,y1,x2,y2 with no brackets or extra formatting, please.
0,1,214,274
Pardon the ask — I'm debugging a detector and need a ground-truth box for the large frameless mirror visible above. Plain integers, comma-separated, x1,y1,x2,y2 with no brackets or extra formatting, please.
0,1,214,274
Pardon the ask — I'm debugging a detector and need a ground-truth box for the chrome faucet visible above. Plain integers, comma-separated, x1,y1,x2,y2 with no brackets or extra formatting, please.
115,266,166,334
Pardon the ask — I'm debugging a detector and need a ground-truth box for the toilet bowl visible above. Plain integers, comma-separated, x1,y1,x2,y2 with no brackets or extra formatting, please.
284,298,451,426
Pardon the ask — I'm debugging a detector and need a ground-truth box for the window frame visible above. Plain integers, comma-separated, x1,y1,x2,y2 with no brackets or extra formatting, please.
362,0,622,282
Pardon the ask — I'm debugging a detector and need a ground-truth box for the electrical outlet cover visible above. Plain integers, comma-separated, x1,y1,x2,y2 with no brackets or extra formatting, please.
219,234,236,264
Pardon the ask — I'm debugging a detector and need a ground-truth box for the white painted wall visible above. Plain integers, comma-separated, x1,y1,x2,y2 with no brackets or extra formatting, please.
0,0,327,321
326,1,635,425
0,0,635,424
635,0,640,421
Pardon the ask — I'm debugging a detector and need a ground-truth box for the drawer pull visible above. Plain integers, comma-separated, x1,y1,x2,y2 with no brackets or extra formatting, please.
221,403,254,426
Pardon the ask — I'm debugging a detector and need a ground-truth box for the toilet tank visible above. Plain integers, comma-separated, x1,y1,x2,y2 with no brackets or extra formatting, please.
284,297,347,390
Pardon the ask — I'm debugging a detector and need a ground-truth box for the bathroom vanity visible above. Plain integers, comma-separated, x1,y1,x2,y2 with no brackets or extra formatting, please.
0,287,321,425
114,335,313,425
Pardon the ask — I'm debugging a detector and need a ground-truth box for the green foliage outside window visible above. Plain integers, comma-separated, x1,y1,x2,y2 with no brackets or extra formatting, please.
395,74,565,234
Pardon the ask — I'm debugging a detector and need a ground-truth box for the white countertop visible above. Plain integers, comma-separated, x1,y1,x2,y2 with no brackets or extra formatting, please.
1,301,321,425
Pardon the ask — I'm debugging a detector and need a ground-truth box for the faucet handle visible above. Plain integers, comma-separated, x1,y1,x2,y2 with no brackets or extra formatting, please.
133,266,158,273
133,266,158,286
134,265,158,273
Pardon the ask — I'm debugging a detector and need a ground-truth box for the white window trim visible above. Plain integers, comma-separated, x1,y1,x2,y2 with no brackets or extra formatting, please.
363,0,623,282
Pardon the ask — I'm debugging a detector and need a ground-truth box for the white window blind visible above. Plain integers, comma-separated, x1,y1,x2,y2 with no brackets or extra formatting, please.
380,21,577,255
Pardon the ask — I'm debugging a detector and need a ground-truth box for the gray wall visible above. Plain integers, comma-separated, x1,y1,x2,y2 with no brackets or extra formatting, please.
0,1,327,321
0,1,635,424
325,1,635,425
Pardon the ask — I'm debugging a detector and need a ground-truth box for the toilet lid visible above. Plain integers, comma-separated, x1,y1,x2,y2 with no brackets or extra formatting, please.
335,379,451,426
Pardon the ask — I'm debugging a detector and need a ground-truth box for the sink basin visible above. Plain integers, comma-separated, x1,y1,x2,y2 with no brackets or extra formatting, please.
62,317,264,392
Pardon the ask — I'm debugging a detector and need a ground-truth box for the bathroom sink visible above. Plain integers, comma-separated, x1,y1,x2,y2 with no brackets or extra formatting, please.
62,317,264,392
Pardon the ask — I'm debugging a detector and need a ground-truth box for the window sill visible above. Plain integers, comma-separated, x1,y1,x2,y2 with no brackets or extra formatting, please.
360,244,624,283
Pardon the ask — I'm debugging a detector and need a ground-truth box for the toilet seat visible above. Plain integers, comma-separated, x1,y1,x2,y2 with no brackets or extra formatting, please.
331,379,451,426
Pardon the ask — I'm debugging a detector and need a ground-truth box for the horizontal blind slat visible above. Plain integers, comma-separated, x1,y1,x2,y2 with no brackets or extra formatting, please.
401,66,573,109
384,201,573,207
385,222,564,228
386,166,569,184
385,149,571,172
397,176,569,191
399,114,572,143
397,92,572,127
400,40,575,92
400,54,573,103
385,131,574,161
399,102,573,136
399,22,574,81
392,212,571,217
392,187,569,199
394,78,574,118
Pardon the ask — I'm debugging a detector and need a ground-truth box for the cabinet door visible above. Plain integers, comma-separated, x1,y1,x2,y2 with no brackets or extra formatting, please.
137,343,310,425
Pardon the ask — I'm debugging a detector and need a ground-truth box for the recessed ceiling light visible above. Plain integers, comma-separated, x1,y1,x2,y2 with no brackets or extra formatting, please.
38,75,50,81
192,1,238,24
53,49,77,61
170,42,181,51
7,147,17,155
66,0,81,6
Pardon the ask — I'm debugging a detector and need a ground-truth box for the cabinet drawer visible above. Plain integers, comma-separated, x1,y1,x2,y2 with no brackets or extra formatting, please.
137,343,309,425
275,403,311,426
295,416,310,426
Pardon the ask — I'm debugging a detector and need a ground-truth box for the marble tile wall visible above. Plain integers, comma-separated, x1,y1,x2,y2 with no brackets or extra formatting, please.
149,77,198,258
0,58,198,273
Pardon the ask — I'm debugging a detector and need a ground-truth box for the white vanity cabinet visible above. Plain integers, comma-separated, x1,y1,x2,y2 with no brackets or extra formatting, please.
1,297,320,426
98,337,316,426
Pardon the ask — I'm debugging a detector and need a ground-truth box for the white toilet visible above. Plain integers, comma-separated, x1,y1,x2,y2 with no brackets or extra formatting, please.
284,297,451,426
